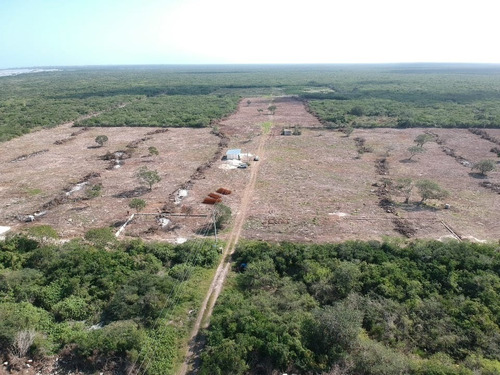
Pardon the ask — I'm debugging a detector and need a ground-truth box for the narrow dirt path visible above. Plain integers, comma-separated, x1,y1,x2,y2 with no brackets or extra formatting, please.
53,102,131,131
178,117,272,375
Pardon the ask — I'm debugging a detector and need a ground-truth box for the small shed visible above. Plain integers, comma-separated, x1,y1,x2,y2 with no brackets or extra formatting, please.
282,129,292,136
226,149,241,160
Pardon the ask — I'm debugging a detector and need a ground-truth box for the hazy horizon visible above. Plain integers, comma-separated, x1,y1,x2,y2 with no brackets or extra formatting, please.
4,62,500,71
1,0,499,69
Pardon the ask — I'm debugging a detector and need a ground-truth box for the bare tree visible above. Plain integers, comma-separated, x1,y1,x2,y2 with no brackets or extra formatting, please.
393,178,414,204
11,329,36,358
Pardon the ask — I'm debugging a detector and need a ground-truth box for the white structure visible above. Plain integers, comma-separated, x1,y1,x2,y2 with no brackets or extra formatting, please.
0,226,11,240
226,149,241,160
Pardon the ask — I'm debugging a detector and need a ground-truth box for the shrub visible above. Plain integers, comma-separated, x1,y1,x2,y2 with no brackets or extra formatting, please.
416,180,449,203
353,335,411,375
53,296,90,321
349,106,364,116
148,146,159,156
413,353,473,375
129,198,147,212
472,159,497,175
168,263,194,281
0,302,52,352
95,135,108,147
307,300,363,357
73,320,145,358
214,203,231,229
85,183,102,199
200,339,249,375
11,329,36,357
84,227,116,247
25,225,59,239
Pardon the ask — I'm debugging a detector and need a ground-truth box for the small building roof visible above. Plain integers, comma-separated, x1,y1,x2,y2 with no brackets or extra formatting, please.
226,149,241,155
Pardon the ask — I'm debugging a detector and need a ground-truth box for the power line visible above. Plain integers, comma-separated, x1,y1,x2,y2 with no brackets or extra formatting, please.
129,209,219,375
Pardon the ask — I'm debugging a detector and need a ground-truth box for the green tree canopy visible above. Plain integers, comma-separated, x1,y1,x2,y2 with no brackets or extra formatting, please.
414,133,435,147
95,135,108,147
135,167,161,191
408,146,425,160
129,198,146,212
416,179,449,203
472,159,497,175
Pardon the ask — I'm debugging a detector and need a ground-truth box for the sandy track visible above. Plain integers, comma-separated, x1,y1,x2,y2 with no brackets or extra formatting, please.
178,107,273,375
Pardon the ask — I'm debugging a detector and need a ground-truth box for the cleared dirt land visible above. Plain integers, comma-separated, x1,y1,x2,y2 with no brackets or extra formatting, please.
240,126,499,242
0,121,220,239
1,97,499,242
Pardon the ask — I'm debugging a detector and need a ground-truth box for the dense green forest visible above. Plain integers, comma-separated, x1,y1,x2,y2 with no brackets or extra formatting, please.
2,64,500,141
76,95,239,128
0,228,220,374
201,240,500,375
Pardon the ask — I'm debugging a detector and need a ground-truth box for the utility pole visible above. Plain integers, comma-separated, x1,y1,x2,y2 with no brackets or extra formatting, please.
212,208,218,245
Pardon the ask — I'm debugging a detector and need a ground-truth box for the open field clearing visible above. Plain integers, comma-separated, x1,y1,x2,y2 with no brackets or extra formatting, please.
241,126,499,242
0,123,220,238
183,97,323,232
1,96,498,244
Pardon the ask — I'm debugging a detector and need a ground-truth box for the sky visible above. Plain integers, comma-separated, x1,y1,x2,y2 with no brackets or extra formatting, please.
1,0,499,68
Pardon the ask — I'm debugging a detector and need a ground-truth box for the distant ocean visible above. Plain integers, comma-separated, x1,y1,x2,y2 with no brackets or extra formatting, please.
0,68,59,77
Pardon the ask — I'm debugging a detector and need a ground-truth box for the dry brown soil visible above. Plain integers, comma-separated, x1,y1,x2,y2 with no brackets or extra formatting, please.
192,98,499,243
1,96,498,243
241,126,499,242
0,121,220,240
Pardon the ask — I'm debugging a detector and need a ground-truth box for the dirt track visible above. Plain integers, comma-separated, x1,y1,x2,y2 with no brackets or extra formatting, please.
178,102,274,375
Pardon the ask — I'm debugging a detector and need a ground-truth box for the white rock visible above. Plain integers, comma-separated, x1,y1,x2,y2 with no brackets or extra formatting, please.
158,218,170,227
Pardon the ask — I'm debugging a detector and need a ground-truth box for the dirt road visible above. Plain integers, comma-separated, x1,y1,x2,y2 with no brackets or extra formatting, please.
178,113,272,375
